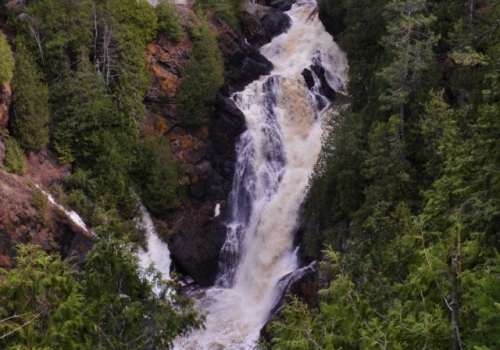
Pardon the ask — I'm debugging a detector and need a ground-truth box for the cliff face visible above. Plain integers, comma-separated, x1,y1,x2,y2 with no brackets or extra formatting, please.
140,6,274,286
0,2,285,285
0,154,95,269
0,81,94,269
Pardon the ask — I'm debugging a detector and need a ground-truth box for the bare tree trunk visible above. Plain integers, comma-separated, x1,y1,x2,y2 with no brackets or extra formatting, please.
468,0,474,24
93,7,99,72
399,102,405,140
29,25,44,63
102,27,112,87
451,256,462,350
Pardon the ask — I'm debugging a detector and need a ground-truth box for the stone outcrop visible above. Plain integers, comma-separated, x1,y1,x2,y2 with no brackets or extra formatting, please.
264,0,296,11
0,167,95,269
317,7,346,38
140,5,278,286
217,29,273,93
247,8,291,47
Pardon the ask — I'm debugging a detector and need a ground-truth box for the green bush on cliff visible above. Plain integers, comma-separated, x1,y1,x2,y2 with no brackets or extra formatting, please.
156,0,185,43
3,136,27,175
177,20,224,127
195,0,244,30
0,32,14,84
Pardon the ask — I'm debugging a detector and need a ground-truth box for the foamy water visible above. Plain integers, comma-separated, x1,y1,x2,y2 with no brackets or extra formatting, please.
136,203,171,294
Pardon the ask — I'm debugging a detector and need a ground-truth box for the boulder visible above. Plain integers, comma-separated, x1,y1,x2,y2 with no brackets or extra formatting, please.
318,9,346,38
248,8,291,47
265,0,296,11
217,29,273,93
170,215,227,287
301,64,336,110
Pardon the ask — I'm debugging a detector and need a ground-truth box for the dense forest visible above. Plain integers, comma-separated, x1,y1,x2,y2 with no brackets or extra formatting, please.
0,0,242,347
266,0,500,349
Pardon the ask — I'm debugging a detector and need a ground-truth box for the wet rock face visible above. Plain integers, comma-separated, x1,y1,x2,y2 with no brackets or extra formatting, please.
248,8,291,47
317,8,346,38
217,27,273,94
264,0,297,11
301,65,336,101
170,219,227,286
210,95,246,180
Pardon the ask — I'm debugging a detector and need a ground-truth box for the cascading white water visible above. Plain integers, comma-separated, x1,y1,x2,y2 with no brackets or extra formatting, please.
136,204,171,293
175,1,347,348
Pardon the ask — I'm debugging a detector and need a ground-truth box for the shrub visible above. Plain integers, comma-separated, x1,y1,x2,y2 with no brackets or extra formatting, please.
3,137,27,175
0,32,14,84
156,0,185,43
177,20,224,127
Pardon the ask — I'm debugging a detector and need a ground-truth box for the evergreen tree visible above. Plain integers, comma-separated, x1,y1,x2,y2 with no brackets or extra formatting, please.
377,0,436,138
10,43,50,151
156,0,185,43
3,136,27,175
177,20,224,127
0,245,91,349
0,32,14,84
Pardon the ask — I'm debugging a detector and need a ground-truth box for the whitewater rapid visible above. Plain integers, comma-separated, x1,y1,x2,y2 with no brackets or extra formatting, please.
175,1,348,348
136,203,171,294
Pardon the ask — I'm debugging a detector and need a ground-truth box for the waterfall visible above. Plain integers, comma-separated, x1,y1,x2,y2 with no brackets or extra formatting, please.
136,204,171,293
175,1,347,348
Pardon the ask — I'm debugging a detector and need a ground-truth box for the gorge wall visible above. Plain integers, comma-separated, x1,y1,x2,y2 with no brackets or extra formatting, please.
141,2,297,286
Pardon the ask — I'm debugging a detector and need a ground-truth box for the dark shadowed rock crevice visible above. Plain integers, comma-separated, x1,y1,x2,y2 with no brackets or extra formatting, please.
246,8,291,47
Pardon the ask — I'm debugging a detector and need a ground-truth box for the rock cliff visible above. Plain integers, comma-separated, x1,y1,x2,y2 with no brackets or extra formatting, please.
140,4,279,286
0,1,292,286
0,153,95,269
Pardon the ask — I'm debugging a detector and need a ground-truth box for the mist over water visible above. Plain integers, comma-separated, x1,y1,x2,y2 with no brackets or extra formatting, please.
175,1,348,348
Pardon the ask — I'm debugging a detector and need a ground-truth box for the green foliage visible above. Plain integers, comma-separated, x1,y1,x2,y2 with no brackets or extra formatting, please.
67,189,90,221
0,245,91,349
0,241,204,349
132,137,182,216
82,228,204,349
51,60,138,213
377,0,436,114
0,31,14,84
31,187,48,212
23,0,94,80
3,137,27,175
178,20,224,127
274,1,500,349
156,0,185,43
194,0,244,30
10,43,50,151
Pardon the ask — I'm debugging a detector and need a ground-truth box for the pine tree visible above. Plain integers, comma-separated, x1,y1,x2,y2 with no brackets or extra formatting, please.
378,0,436,138
0,32,14,84
177,20,224,126
10,43,50,151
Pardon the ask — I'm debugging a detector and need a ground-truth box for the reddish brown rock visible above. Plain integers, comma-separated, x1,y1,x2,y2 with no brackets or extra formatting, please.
1,127,91,268
0,83,11,133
